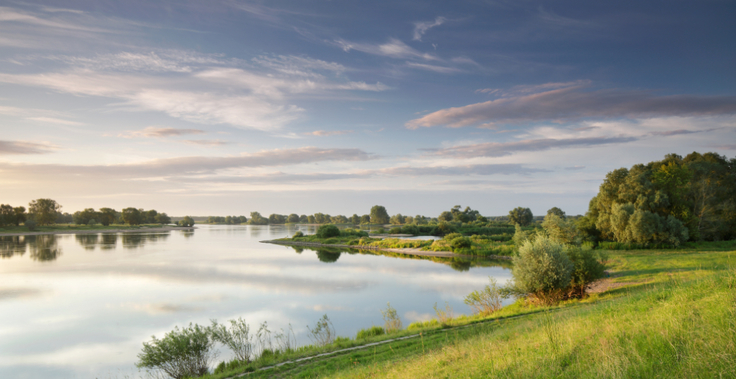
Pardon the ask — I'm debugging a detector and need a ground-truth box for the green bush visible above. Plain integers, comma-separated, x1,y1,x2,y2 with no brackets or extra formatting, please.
444,232,462,241
25,219,37,231
450,236,472,250
209,317,253,363
464,277,503,315
292,231,304,238
316,224,340,238
509,235,574,304
389,227,402,234
356,326,385,340
323,238,339,244
136,323,216,379
566,246,607,297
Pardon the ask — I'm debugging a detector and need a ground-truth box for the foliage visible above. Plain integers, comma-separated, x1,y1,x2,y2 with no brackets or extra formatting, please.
28,198,61,225
380,302,402,333
508,206,534,226
356,326,385,340
210,318,253,363
542,213,580,245
566,246,607,297
122,207,142,225
25,219,37,231
292,231,304,238
370,205,390,224
464,277,503,315
136,323,217,379
178,216,195,227
433,302,454,326
546,207,566,219
306,314,335,347
316,224,340,238
509,235,574,303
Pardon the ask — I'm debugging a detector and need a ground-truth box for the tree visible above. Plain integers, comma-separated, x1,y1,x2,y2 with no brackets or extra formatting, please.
438,211,453,222
99,208,116,226
13,206,26,226
299,215,308,223
179,216,195,227
370,205,389,224
269,214,286,224
542,214,579,245
0,204,15,226
360,214,370,224
248,212,268,225
389,213,405,225
74,208,99,225
121,207,142,225
155,213,172,225
287,214,300,223
28,198,62,225
307,215,316,224
546,207,566,219
350,214,361,224
316,224,340,238
508,207,533,226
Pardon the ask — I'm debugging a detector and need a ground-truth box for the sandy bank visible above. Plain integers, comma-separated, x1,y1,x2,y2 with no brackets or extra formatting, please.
0,226,196,237
261,239,512,260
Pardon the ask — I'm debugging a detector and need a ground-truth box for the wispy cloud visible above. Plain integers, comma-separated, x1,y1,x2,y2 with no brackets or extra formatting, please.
413,17,446,41
649,128,719,137
408,83,736,128
334,38,439,61
119,127,205,138
405,62,462,74
307,130,354,137
25,117,84,126
422,136,639,158
378,164,548,176
181,139,228,146
0,140,58,155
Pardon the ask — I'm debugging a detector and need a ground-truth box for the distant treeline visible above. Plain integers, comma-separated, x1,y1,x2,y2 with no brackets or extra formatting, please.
0,198,189,228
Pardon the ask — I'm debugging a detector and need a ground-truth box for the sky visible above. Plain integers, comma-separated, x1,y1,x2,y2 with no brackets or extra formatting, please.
1,0,735,217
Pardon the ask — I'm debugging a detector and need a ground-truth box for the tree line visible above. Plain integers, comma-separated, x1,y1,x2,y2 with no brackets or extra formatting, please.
0,198,182,228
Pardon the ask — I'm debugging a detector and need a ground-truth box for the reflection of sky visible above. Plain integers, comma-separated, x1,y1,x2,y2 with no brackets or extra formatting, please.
0,225,511,378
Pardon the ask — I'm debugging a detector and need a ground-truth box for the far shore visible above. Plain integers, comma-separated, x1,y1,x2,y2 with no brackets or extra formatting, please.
261,239,513,260
0,225,196,237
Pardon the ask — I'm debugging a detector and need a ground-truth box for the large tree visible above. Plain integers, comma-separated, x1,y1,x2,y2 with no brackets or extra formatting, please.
29,198,62,225
121,207,142,225
508,207,534,226
98,208,117,226
370,205,389,224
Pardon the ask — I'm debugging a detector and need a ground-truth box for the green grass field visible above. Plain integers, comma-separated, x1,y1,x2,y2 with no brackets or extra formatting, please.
207,243,736,379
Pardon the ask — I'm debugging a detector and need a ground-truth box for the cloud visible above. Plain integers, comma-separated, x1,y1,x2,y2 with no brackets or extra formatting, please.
408,83,736,128
334,38,438,61
25,117,84,126
118,127,205,138
0,6,107,33
378,164,548,176
307,130,353,137
413,17,446,41
564,166,585,170
47,51,224,73
0,147,377,179
181,139,228,146
0,140,58,155
649,128,719,136
711,144,736,150
405,62,462,74
423,136,639,158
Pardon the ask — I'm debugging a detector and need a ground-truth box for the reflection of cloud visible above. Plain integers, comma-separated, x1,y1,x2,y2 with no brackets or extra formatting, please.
407,83,736,128
405,310,433,322
0,287,44,300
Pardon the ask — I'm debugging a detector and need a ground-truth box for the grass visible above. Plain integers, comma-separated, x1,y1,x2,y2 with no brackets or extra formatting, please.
205,244,735,379
0,223,176,234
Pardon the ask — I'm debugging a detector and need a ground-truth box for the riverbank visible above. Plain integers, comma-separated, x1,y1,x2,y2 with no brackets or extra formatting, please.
0,225,196,237
261,239,513,260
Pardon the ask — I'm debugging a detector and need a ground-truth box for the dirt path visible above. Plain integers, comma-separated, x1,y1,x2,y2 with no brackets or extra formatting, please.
260,240,512,260
0,226,196,237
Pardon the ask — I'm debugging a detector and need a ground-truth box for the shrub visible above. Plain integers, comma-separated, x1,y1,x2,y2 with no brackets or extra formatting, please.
356,326,385,340
136,323,216,379
464,277,503,315
316,224,340,238
450,236,472,250
381,302,402,333
389,227,402,234
433,302,454,326
566,246,606,297
307,314,335,347
323,238,339,244
25,219,37,231
292,231,304,238
443,233,462,241
510,235,574,304
209,317,253,363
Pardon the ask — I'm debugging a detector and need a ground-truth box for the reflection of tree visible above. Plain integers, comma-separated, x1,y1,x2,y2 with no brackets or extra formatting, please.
28,235,62,261
122,232,170,249
291,246,304,254
180,230,194,239
316,249,341,263
0,236,27,259
75,234,99,251
449,260,472,272
100,234,118,250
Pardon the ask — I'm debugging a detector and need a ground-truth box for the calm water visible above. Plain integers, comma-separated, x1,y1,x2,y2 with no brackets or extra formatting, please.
0,225,511,378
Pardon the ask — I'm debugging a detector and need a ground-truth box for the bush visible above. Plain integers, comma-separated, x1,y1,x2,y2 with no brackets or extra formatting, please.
136,323,216,379
356,326,385,340
380,302,402,333
25,219,37,231
316,224,340,238
433,302,454,327
292,231,304,238
307,314,335,347
464,277,503,315
210,318,253,364
450,236,472,250
566,246,607,297
443,233,462,241
510,235,574,304
389,227,402,234
323,238,339,244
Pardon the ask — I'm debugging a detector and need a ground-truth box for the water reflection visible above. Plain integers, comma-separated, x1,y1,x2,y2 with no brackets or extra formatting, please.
315,249,341,263
100,234,118,250
121,232,170,249
28,235,62,262
0,236,27,259
75,234,99,250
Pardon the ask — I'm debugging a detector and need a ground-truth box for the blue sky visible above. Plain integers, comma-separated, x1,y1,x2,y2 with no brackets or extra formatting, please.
1,0,735,217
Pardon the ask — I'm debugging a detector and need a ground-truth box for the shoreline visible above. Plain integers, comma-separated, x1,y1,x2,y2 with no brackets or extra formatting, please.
260,239,513,260
0,226,196,237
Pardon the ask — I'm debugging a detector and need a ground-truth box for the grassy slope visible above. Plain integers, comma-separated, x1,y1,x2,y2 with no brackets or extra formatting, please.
212,244,735,379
